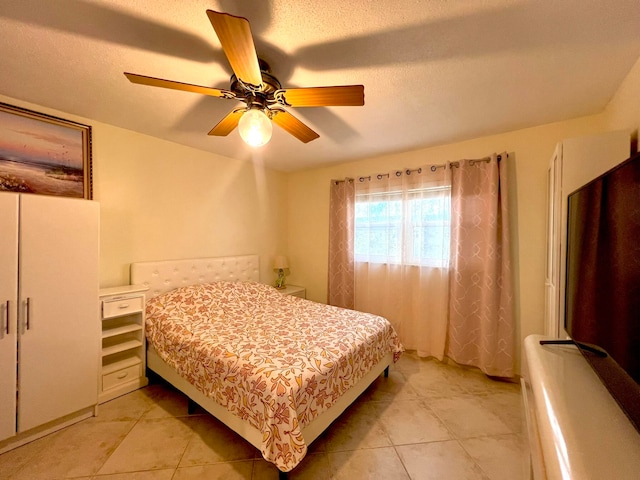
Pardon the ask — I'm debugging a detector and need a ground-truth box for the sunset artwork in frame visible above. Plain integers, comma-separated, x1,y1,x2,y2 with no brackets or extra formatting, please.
0,102,92,199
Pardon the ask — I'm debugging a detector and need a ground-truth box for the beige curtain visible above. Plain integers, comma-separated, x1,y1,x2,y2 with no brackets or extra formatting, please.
327,179,355,308
447,153,514,377
354,167,451,360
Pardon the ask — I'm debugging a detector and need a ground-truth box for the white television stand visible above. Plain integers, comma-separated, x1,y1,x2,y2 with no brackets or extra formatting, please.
522,335,640,479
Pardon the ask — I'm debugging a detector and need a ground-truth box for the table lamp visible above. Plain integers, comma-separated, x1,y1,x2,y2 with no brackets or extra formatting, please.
273,255,289,289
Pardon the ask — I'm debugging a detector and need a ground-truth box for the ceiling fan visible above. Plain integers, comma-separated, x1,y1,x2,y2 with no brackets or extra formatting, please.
124,10,365,147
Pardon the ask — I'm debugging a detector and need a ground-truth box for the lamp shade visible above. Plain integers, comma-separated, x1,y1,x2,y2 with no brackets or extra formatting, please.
238,109,272,147
273,255,289,270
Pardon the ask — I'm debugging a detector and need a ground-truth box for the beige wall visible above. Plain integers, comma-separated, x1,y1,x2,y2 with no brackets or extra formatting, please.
285,115,608,369
603,56,640,139
0,94,289,287
286,55,640,373
93,124,288,286
288,115,632,376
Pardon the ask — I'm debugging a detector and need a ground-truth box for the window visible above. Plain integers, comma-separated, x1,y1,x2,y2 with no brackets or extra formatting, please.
354,186,451,267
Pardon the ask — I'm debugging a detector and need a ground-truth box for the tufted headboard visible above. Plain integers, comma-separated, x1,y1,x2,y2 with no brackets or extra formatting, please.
130,255,260,298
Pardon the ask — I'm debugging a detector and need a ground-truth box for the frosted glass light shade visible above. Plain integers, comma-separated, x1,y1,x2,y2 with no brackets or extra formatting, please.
238,109,272,147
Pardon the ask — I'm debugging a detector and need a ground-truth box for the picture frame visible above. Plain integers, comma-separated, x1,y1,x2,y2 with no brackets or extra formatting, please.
0,102,92,199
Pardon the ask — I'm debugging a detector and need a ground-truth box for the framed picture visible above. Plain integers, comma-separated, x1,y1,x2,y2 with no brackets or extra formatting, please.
0,102,92,199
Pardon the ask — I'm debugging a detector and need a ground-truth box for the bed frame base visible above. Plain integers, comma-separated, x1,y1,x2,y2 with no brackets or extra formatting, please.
187,398,198,415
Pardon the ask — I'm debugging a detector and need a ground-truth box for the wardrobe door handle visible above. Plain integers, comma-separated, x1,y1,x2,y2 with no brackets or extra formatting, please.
25,298,31,330
4,300,8,334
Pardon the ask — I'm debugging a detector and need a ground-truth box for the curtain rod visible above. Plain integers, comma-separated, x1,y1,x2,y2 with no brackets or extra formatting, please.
332,178,354,185
332,154,507,184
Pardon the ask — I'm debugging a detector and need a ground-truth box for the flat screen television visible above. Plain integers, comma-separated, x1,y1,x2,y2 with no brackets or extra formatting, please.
564,150,640,432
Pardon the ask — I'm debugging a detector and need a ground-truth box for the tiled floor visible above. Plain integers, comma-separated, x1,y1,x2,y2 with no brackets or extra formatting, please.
0,352,529,479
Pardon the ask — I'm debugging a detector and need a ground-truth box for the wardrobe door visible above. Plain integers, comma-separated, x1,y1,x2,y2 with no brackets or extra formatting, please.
0,193,18,441
17,195,100,432
544,146,562,337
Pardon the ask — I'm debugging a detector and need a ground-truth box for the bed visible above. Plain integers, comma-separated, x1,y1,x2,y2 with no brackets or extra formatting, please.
130,255,403,475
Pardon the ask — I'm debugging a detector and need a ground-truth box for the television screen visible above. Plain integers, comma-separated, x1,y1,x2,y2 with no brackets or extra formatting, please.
565,151,640,430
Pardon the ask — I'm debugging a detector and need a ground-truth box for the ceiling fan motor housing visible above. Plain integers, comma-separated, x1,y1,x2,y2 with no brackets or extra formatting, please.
230,59,282,111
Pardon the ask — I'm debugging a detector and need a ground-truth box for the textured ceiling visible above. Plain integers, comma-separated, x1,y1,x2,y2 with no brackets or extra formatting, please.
1,0,639,171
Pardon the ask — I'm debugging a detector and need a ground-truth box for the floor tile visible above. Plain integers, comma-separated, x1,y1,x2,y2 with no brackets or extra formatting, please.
0,439,39,479
396,440,490,480
376,399,452,445
359,369,420,402
322,401,392,452
141,383,192,419
93,470,176,480
398,357,469,399
179,414,257,466
476,391,524,434
330,447,410,480
92,389,156,423
0,353,527,480
253,453,333,479
461,433,529,480
6,420,133,480
428,395,513,439
172,461,254,479
457,370,521,396
393,351,431,373
97,417,194,474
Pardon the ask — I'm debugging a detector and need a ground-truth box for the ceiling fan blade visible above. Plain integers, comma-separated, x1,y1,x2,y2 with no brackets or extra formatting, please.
274,85,364,107
206,10,262,88
208,108,246,136
270,108,320,143
124,72,236,99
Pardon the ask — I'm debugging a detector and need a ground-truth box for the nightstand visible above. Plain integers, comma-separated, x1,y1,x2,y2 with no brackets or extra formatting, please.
277,284,306,298
99,285,149,403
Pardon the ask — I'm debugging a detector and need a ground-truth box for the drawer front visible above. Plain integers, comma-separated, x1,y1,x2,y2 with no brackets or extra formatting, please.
102,296,144,319
102,364,141,391
290,289,306,298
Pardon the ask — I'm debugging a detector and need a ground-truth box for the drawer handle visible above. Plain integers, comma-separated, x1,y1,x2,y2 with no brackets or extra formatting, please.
117,372,129,379
118,304,130,309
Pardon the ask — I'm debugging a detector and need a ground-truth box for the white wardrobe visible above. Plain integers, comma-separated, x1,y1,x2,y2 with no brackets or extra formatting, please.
544,130,630,338
0,192,99,448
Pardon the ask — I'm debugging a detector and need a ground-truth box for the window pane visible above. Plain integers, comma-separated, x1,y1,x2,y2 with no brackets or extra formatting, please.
355,187,450,266
406,194,450,266
410,224,450,267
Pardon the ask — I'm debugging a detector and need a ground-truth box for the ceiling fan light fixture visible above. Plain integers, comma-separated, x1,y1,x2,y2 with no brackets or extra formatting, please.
238,108,272,147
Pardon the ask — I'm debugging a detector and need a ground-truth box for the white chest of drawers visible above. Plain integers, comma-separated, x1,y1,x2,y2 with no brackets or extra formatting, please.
99,285,149,403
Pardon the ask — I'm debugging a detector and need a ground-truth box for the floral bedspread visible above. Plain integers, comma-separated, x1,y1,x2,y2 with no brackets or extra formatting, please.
145,281,403,472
